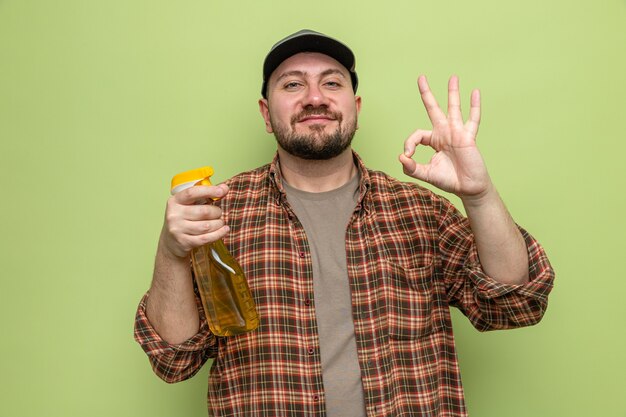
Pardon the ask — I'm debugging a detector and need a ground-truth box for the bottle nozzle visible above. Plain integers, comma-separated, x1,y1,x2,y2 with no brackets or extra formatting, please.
170,166,215,194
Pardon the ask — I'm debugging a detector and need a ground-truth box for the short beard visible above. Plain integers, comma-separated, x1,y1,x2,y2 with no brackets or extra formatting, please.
270,108,357,160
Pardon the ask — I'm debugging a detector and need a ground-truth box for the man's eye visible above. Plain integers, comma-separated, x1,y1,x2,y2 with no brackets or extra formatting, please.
284,82,302,89
324,81,341,88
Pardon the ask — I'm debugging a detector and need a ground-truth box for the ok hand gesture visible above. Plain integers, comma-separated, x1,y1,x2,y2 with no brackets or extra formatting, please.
399,75,492,199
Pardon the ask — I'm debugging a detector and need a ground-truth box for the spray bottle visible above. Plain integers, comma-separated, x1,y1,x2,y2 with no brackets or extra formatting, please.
171,167,259,336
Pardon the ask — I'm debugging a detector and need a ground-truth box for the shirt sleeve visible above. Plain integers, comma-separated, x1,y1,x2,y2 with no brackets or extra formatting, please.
436,198,555,331
133,291,219,383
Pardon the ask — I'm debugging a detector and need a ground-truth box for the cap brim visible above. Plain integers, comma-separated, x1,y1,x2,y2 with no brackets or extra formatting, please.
261,32,357,98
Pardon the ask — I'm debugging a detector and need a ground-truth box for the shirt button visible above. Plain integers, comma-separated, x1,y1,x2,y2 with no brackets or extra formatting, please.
313,394,320,401
304,299,311,306
307,347,315,355
299,252,305,258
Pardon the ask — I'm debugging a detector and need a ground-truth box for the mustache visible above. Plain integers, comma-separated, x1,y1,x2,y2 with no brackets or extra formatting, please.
291,108,342,124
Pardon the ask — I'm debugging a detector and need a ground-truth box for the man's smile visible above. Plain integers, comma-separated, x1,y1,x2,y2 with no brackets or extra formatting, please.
292,110,341,128
298,115,336,124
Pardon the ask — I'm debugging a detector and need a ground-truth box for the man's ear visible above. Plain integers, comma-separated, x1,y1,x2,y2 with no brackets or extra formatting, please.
258,99,273,133
355,95,362,129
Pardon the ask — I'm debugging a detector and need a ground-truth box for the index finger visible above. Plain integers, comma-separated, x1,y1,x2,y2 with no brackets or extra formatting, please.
174,183,229,205
418,75,447,126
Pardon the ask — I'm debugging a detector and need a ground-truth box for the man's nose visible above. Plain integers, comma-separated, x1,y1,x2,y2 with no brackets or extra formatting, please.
302,84,330,107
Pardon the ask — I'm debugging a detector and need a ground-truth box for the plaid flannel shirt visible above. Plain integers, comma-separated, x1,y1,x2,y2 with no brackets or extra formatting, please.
134,152,555,416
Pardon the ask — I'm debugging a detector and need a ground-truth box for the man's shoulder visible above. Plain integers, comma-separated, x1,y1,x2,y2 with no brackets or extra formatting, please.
215,164,274,213
366,167,436,199
224,163,272,190
364,167,459,217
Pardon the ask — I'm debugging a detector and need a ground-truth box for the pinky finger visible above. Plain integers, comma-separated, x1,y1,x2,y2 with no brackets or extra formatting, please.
189,225,230,248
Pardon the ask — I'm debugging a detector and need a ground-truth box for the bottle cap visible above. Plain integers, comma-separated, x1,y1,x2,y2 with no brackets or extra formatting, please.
170,166,214,194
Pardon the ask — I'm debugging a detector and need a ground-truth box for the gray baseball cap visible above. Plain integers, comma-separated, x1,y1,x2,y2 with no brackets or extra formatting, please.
261,29,358,98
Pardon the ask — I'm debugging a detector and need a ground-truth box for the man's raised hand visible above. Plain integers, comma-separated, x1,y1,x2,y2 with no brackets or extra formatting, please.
398,75,492,199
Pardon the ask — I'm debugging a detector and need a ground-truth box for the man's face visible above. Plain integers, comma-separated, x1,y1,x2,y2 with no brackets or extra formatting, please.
259,52,361,160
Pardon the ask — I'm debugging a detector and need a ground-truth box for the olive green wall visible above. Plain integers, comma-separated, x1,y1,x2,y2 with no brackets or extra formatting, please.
1,0,624,416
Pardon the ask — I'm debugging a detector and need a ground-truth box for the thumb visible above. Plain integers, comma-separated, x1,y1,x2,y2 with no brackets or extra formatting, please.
399,153,429,181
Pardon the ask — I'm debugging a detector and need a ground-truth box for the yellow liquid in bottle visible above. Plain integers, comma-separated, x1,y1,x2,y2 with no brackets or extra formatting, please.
191,239,259,336
170,167,258,336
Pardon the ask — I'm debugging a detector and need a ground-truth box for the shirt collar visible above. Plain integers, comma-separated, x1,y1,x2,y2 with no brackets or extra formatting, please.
268,150,371,209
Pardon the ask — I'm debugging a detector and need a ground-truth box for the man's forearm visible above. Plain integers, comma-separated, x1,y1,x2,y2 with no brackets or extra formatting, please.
145,242,200,345
461,184,529,285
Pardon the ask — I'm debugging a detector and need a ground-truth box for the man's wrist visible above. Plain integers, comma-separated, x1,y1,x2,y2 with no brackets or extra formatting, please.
157,237,191,265
460,182,498,209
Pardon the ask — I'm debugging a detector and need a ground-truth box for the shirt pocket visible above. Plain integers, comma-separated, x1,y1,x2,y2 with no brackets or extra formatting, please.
380,260,435,340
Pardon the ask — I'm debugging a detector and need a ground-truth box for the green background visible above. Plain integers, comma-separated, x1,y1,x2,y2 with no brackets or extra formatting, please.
1,0,624,416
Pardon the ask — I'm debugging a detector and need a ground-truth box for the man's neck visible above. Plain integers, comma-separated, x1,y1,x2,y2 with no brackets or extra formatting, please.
277,147,357,193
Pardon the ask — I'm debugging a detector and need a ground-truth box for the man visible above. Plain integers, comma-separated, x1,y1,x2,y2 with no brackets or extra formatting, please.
134,29,554,416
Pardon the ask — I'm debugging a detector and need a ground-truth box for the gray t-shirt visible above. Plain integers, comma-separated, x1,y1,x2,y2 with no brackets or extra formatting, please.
284,173,366,417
